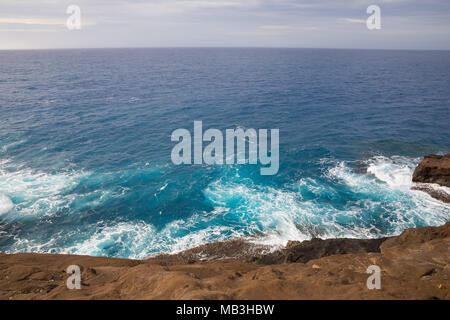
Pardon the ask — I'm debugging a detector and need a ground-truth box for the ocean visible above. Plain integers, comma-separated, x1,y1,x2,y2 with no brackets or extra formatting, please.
0,48,449,259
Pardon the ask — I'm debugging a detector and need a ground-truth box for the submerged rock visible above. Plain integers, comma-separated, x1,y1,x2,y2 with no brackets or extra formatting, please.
411,185,450,203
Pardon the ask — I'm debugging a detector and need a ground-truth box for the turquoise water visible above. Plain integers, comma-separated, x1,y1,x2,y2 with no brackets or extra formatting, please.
0,48,449,259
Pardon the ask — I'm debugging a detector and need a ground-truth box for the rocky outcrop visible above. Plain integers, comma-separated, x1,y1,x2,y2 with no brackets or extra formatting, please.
411,154,450,203
270,237,387,264
380,221,449,250
152,239,273,262
412,154,450,187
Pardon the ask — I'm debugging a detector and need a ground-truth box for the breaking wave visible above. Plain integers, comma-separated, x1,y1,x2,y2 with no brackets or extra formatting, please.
202,155,450,247
0,161,86,218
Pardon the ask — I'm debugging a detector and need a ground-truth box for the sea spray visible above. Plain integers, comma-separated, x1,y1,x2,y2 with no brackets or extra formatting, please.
0,194,13,215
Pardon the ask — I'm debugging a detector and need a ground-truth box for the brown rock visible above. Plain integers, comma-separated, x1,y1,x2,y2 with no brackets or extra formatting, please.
412,154,450,187
0,223,449,300
285,240,301,248
380,221,450,250
150,239,274,262
279,237,387,264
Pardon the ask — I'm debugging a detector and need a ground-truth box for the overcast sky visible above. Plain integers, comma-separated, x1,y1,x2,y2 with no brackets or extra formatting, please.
1,0,450,50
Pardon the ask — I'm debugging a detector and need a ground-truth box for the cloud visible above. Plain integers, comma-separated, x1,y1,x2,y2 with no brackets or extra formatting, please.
341,18,366,24
0,17,96,28
258,25,319,31
0,0,449,49
0,28,61,32
0,17,64,25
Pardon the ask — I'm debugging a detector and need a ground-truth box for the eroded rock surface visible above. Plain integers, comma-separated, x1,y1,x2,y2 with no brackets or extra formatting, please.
412,154,450,187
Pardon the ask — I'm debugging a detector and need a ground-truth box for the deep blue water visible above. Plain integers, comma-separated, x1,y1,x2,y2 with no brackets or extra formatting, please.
0,48,449,259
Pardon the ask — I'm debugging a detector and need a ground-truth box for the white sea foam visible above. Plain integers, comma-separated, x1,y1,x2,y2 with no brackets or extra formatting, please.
1,140,27,153
3,155,449,259
201,155,450,248
203,177,371,247
60,217,243,259
327,156,450,233
204,181,308,243
160,182,168,191
0,165,86,217
0,194,14,215
366,156,418,189
62,221,157,259
415,183,450,197
0,159,138,218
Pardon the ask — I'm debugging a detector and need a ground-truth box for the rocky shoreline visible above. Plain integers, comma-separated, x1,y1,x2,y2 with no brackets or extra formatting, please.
0,221,448,299
0,155,449,300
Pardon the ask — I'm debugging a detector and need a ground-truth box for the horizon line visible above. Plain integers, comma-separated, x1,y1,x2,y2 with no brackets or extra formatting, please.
1,46,450,52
